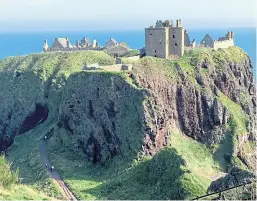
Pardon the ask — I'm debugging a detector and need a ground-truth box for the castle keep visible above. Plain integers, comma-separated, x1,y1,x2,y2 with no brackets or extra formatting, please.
145,19,188,58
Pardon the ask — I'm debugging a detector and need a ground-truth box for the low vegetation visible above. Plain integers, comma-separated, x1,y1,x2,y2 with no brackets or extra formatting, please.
120,49,140,57
0,47,253,200
0,156,19,188
0,155,52,200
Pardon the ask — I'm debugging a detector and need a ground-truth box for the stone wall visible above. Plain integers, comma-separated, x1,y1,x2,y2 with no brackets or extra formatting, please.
213,39,234,50
145,27,169,58
184,31,191,47
200,34,214,48
169,27,184,57
47,47,103,52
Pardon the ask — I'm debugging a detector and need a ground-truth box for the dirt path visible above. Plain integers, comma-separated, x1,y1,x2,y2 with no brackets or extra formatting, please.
40,138,77,200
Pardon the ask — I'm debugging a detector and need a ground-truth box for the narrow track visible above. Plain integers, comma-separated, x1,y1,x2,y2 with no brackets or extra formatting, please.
39,138,78,200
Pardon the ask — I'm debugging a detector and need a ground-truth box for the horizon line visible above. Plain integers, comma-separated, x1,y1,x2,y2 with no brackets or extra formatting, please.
0,27,256,34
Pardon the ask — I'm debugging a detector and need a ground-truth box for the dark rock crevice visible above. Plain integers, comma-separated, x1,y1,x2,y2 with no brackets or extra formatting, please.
18,103,49,135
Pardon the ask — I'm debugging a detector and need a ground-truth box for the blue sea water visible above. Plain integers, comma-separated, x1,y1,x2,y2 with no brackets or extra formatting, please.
0,28,255,75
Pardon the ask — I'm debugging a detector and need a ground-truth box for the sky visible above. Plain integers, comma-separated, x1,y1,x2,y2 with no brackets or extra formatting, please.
0,0,256,32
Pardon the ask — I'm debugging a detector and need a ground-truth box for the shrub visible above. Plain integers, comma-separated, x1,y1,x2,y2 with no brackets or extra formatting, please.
0,156,19,188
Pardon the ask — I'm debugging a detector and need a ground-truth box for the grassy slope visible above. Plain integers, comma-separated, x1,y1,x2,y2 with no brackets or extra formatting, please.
1,47,252,200
170,131,223,184
0,156,52,200
0,185,53,200
47,129,223,200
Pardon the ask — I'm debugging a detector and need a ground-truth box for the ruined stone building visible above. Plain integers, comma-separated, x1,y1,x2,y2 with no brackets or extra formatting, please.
43,37,100,52
43,37,102,52
43,37,121,53
43,37,73,52
106,38,119,47
145,19,195,59
200,31,234,50
145,19,234,59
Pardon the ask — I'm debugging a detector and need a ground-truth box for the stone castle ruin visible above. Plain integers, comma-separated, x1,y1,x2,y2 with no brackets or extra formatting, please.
43,19,235,60
200,31,234,50
43,37,121,52
145,19,235,58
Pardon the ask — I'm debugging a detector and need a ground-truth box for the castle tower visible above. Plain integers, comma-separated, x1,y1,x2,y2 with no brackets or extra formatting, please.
145,19,185,59
230,31,234,39
66,38,70,48
176,19,182,28
43,39,49,52
191,39,196,48
145,26,169,58
92,39,97,48
169,19,184,58
76,40,80,48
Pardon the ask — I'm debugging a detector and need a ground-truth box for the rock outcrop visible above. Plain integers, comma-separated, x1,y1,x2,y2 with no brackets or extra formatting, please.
208,167,256,192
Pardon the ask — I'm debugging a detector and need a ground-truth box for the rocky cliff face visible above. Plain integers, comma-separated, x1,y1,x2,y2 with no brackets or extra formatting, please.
50,47,256,172
55,72,146,164
0,51,114,152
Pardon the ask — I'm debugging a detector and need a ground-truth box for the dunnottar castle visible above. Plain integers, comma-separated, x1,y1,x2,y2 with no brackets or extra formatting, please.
43,19,235,59
145,19,234,58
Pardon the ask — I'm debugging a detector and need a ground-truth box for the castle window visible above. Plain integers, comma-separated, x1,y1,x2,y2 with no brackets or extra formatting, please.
175,43,178,47
155,50,157,53
159,40,162,44
150,32,152,35
173,35,175,38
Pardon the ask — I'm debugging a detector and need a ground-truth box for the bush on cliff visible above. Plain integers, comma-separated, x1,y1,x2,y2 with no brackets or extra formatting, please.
0,155,19,188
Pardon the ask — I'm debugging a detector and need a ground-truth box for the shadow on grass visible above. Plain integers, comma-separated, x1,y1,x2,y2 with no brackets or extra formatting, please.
51,146,205,200
213,131,234,172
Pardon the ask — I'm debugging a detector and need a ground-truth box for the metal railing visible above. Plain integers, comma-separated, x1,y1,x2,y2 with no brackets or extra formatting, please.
193,180,256,200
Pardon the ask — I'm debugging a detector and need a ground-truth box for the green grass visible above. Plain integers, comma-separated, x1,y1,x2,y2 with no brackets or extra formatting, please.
120,49,140,57
170,131,222,184
218,92,248,137
46,128,225,200
47,143,211,200
0,156,19,188
6,120,63,199
0,155,53,200
0,185,53,200
212,91,249,171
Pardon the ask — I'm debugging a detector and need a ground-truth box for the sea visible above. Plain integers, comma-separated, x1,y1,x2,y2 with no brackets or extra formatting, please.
0,28,256,76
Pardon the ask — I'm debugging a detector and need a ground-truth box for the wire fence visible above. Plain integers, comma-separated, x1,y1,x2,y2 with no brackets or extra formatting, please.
193,180,256,200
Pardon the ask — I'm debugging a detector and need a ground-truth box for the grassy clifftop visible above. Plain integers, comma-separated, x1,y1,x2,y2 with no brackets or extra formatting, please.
0,47,255,199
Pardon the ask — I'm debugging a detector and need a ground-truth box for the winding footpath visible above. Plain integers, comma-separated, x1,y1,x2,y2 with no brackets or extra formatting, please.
39,138,78,201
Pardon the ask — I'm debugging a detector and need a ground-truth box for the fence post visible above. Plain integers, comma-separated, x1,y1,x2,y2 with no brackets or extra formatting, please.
218,191,221,200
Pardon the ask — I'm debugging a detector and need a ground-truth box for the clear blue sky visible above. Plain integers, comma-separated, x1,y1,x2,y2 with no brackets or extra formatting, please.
0,0,256,32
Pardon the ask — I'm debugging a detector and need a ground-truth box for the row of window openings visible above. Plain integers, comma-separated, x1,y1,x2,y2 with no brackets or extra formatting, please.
149,32,176,39
154,44,178,53
158,41,178,47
